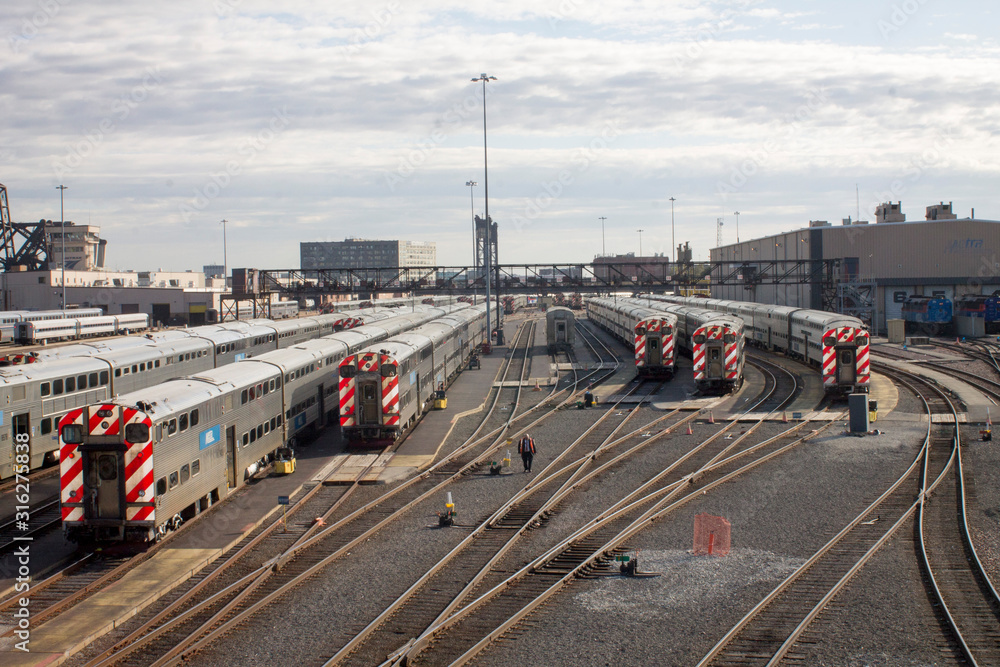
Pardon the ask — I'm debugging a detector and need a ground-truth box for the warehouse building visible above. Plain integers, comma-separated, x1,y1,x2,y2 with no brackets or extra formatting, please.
709,202,1000,334
300,239,436,271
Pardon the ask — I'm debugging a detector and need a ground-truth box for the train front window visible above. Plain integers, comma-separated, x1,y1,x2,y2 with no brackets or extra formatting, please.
363,385,376,400
61,424,83,444
125,423,149,443
840,350,853,364
381,365,396,377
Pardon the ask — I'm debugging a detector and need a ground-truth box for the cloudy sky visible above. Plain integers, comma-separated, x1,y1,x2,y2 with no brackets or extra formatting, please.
2,1,997,272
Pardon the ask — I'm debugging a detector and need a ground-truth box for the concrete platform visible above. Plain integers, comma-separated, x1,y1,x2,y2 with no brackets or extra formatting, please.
874,355,993,423
0,426,348,667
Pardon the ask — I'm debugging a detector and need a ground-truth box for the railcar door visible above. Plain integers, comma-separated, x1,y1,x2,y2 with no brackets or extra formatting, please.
358,379,381,426
647,335,662,366
556,321,567,343
84,450,124,520
11,412,30,473
708,343,723,378
837,347,857,385
225,425,237,489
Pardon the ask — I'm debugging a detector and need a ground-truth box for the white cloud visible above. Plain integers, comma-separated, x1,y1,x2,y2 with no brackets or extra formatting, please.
2,3,999,267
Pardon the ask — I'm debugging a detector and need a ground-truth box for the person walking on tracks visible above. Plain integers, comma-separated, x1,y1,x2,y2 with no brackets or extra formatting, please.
519,433,536,472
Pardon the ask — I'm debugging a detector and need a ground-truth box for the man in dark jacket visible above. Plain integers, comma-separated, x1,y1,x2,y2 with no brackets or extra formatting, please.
518,434,536,472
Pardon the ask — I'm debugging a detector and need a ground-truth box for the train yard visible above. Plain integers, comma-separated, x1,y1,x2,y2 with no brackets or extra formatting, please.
1,303,1000,666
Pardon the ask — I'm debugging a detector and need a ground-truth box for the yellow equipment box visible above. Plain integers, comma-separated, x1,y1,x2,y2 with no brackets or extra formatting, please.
434,397,448,409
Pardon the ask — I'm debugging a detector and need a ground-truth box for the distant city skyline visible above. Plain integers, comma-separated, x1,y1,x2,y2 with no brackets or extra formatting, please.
3,2,998,271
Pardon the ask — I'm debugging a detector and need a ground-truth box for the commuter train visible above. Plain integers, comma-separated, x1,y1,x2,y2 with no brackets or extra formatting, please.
1,308,104,343
57,306,473,542
14,314,151,345
3,304,455,479
954,292,1000,334
502,295,528,314
586,298,677,377
902,295,953,334
640,299,744,393
546,306,576,353
339,306,488,444
646,295,869,395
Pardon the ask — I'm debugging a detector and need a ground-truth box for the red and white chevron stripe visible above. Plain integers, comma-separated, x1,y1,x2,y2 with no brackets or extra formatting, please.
59,408,85,523
381,355,399,426
634,330,645,367
121,408,155,522
339,355,357,427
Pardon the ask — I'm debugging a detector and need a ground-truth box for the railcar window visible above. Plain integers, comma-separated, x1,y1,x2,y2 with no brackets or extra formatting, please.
241,389,248,405
250,429,257,444
167,419,177,435
88,373,98,387
242,433,249,447
191,409,199,427
41,418,52,435
54,378,64,395
180,464,189,484
179,414,188,431
264,422,270,434
270,417,276,430
131,365,138,374
191,459,200,476
140,363,146,372
157,477,167,495
169,471,178,489
41,382,50,397
269,379,276,391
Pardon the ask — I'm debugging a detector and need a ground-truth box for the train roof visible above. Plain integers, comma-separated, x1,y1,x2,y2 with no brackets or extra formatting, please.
114,378,226,418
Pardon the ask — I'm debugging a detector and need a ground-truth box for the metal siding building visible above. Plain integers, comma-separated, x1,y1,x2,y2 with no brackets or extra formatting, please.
709,204,1000,334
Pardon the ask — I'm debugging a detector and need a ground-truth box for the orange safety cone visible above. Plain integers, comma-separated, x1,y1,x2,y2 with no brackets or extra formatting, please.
533,379,541,391
313,517,326,526
708,411,715,424
686,422,693,435
782,411,788,423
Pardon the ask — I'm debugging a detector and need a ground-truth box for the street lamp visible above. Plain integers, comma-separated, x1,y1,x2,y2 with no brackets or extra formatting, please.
56,185,67,309
598,216,607,256
466,181,477,302
471,72,497,340
733,211,740,243
637,229,644,257
669,197,676,264
221,219,228,290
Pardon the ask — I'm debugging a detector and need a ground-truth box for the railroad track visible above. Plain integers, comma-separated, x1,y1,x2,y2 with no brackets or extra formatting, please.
695,363,1000,666
383,362,820,665
76,318,617,666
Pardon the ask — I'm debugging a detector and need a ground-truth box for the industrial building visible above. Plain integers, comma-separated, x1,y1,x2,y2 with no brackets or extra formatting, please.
709,202,1000,334
300,239,436,271
0,267,225,325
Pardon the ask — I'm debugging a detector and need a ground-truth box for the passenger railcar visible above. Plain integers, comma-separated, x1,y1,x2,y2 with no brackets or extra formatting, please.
14,314,150,345
57,305,473,540
647,295,870,395
502,295,528,314
586,298,677,377
8,305,468,480
339,306,488,444
546,307,576,353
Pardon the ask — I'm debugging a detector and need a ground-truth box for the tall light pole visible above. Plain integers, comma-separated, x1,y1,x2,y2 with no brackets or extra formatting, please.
598,217,607,257
669,197,676,264
466,181,477,303
221,219,228,290
471,72,496,340
637,229,644,257
733,211,740,243
56,185,67,309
